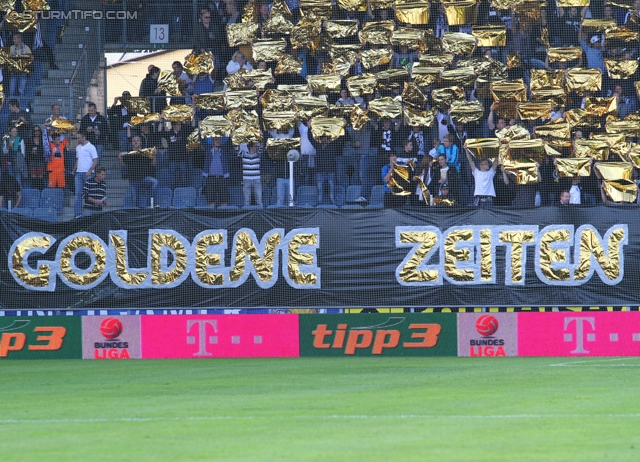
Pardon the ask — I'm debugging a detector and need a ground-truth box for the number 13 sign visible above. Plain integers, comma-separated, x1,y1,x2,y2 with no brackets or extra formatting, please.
150,24,169,44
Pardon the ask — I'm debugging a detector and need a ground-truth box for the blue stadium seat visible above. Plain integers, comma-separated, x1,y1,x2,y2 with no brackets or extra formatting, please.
40,188,64,212
367,185,385,209
345,185,363,204
172,187,196,208
297,186,318,207
218,205,239,211
242,205,263,210
156,187,172,208
337,173,349,187
33,207,57,222
196,188,209,208
261,187,270,207
317,204,339,209
229,186,244,208
11,207,33,217
335,185,345,207
21,188,41,208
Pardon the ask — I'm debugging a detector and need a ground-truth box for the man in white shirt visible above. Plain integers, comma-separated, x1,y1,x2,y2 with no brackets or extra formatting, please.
466,148,499,207
72,130,98,218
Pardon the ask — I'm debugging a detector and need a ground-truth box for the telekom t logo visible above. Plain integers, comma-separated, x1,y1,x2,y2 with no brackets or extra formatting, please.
564,317,595,354
186,320,218,356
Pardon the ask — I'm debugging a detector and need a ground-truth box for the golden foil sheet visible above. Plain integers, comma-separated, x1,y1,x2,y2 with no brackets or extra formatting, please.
495,125,531,143
336,0,366,10
294,95,329,119
538,229,571,281
591,133,629,158
361,48,393,69
224,90,258,109
540,28,550,48
59,236,107,286
149,234,187,285
375,68,410,91
45,118,76,133
574,140,610,161
595,161,633,180
575,227,626,282
419,54,454,68
531,88,567,107
299,0,332,19
431,86,466,110
200,116,233,138
398,231,439,282
23,0,49,10
556,0,589,5
157,71,181,96
555,158,592,177
547,47,582,63
565,108,598,130
443,230,475,281
491,0,525,8
567,68,602,93
604,59,639,79
252,39,286,62
122,97,151,115
458,57,507,79
262,0,295,34
287,233,319,286
368,97,403,119
601,179,637,203
130,114,160,127
502,159,540,185
229,231,280,283
581,18,618,35
11,236,52,288
449,100,484,123
162,105,193,122
307,74,342,93
607,0,636,11
0,83,4,110
224,68,249,90
475,78,502,100
127,147,157,160
328,44,361,65
493,101,518,120
401,82,428,109
534,120,571,140
529,69,565,91
325,20,359,39
193,92,226,110
240,69,275,91
275,54,303,76
442,32,477,57
183,52,215,76
491,79,527,102
231,123,262,146
262,111,298,131
395,0,430,25
584,96,618,118
346,73,377,96
370,0,395,8
0,49,24,74
226,22,259,47
110,234,148,286
465,138,500,158
310,117,345,140
472,25,507,47
321,59,352,77
390,28,427,51
358,21,395,45
242,0,257,22
291,19,322,49
507,139,544,163
4,10,37,33
627,145,640,168
266,138,301,161
277,84,309,97
404,106,436,127
388,162,415,196
329,104,354,119
411,65,443,87
442,0,477,26
604,27,639,49
0,0,15,10
506,52,523,69
514,0,541,25
350,105,370,130
440,67,476,88
194,233,224,286
184,129,200,152
606,119,640,136
517,102,552,120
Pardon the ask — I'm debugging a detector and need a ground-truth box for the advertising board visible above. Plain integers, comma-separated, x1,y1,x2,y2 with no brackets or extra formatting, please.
0,317,81,359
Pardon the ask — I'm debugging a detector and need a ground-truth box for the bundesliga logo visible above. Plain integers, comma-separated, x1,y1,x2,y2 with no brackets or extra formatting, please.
470,315,506,357
94,318,130,359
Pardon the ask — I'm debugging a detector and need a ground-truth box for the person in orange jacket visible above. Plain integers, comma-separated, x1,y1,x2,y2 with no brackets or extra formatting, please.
47,131,68,188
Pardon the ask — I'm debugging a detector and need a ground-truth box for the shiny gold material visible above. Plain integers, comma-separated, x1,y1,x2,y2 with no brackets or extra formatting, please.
604,27,639,48
625,110,640,122
45,118,76,133
591,133,629,158
225,90,258,109
606,119,640,136
444,230,475,282
491,79,527,102
121,97,151,115
328,44,361,65
261,89,295,112
150,233,187,285
240,69,275,91
262,111,298,131
539,229,572,281
375,68,410,91
262,0,294,34
346,73,377,96
442,0,477,25
507,139,544,163
584,96,618,117
458,57,507,79
395,0,430,25
0,0,15,10
129,114,161,127
566,68,602,93
325,20,359,39
493,101,518,120
514,0,542,25
503,159,540,185
555,158,591,177
184,52,215,76
242,0,258,22
506,52,523,69
499,230,534,284
266,138,301,160
431,86,465,110
358,21,394,45
575,227,626,281
450,100,484,123
231,119,262,146
636,81,640,101
124,147,157,161
581,18,617,34
401,82,428,109
601,179,637,203
300,0,333,19
419,54,454,68
595,161,633,181
157,71,181,96
472,25,507,47
604,59,638,79
517,102,552,120
109,234,147,286
12,236,51,288
547,47,582,63
307,74,342,93
607,0,636,10
566,108,598,130
391,28,427,50
329,104,354,119
465,139,501,159
491,0,524,7
193,92,226,110
404,106,436,127
226,22,259,47
200,116,233,138
294,95,329,119
310,117,345,140
442,32,477,56
361,48,393,69
628,144,640,168
350,105,370,130
398,231,439,283
291,18,322,49
495,124,531,143
440,67,476,88
574,140,610,161
275,54,303,75
531,88,567,107
411,65,443,87
23,0,48,9
252,39,286,62
5,10,37,33
194,233,225,286
336,0,366,10
161,105,193,122
534,120,571,141
321,59,351,77
544,143,563,157
59,236,107,286
185,130,200,153
556,0,588,5
529,69,565,91
287,233,319,286
370,0,395,8
368,97,403,119
0,83,4,110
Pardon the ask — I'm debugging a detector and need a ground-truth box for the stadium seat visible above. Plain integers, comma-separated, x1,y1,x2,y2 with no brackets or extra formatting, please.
342,204,364,209
21,188,41,208
335,186,345,207
33,207,57,222
317,204,338,209
122,187,136,208
196,188,209,208
11,207,33,217
218,205,239,211
345,185,363,204
367,185,385,209
172,187,197,208
297,186,318,207
337,173,349,187
242,205,263,210
40,188,64,213
156,187,172,208
261,187,270,207
229,186,244,208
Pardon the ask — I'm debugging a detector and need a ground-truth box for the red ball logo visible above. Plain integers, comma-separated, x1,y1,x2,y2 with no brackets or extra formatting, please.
476,315,499,337
100,318,123,339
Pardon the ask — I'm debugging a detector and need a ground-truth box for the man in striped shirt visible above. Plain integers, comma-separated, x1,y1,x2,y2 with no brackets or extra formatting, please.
83,166,108,215
239,141,263,207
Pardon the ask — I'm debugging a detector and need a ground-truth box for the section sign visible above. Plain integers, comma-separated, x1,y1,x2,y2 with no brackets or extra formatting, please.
0,316,81,360
141,315,300,358
299,313,457,356
82,316,141,359
457,313,518,357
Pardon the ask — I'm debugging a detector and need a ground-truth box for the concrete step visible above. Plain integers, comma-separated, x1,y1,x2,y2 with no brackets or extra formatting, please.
46,69,76,79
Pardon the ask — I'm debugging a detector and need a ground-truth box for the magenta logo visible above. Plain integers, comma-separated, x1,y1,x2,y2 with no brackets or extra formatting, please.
100,318,123,340
476,315,499,337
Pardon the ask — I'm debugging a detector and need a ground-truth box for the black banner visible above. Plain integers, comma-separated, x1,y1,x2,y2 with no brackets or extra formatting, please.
0,206,637,309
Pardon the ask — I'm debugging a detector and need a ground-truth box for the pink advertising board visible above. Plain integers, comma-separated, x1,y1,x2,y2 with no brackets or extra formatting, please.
518,312,640,356
141,315,299,358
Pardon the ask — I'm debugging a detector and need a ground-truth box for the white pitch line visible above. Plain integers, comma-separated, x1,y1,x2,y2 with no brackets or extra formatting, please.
2,414,640,424
550,358,640,367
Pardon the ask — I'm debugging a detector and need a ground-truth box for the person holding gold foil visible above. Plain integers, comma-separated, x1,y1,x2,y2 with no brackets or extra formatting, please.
466,148,499,208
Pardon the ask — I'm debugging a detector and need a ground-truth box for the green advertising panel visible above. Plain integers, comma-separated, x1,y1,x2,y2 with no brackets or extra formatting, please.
0,317,82,360
299,314,457,357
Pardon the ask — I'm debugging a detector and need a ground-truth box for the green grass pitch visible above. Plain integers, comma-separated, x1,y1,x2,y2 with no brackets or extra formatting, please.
1,357,639,461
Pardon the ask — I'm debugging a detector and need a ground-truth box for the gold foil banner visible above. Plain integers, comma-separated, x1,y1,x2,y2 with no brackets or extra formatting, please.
226,22,259,47
346,73,377,96
193,92,226,110
502,159,540,185
350,105,370,130
506,52,523,69
183,52,214,76
604,59,638,79
200,116,233,138
401,82,428,109
465,138,501,159
230,110,262,145
450,100,484,123
601,179,637,203
472,25,507,47
440,67,476,88
375,68,410,91
224,90,258,109
262,111,298,131
491,80,527,102
531,88,567,107
566,68,602,93
604,27,639,48
556,0,589,6
291,19,322,49
457,57,506,79
321,59,351,77
418,54,454,68
129,114,160,126
547,47,582,63
584,96,618,118
566,108,598,130
120,97,150,115
242,0,257,22
328,44,361,65
361,48,393,69
514,0,541,25
329,104,354,119
529,69,565,91
294,95,329,119
368,97,403,119
591,133,629,158
395,0,430,25
442,0,477,26
370,0,395,8
494,101,518,120
262,0,294,34
325,20,359,39
491,0,524,7
0,0,15,10
266,138,301,161
507,139,545,163
240,69,275,91
404,106,436,127
307,74,342,93
442,32,477,56
627,145,640,167
5,10,37,33
161,105,193,122
411,65,443,87
574,139,610,161
595,161,633,180
252,39,286,62
300,0,333,19
157,71,181,96
45,118,75,133
606,119,640,136
517,102,552,120
336,0,366,11
390,28,427,50
431,86,466,110
275,54,303,75
388,162,415,196
310,117,345,140
186,130,200,152
358,21,394,45
606,0,636,10
581,18,618,35
555,158,592,177
534,121,571,141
